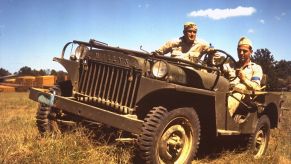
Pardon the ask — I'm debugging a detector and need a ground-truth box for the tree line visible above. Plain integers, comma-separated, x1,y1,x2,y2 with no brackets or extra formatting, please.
252,48,291,91
0,66,68,82
1,48,290,91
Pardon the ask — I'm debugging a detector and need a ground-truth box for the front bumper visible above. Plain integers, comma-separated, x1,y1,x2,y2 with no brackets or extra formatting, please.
29,87,143,134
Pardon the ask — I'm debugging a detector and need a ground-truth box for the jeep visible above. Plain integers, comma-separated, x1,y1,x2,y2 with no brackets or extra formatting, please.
29,39,285,163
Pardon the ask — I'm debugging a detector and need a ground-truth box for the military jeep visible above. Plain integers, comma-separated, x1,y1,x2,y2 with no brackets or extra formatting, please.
29,39,285,163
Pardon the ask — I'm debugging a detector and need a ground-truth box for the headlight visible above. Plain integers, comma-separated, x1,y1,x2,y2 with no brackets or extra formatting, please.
152,61,168,78
75,45,88,60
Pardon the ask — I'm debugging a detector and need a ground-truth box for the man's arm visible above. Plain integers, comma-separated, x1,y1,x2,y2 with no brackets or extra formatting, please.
238,65,263,90
155,39,180,55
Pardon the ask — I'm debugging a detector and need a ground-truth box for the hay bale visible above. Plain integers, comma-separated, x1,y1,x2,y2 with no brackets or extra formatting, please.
15,86,29,92
15,77,23,84
4,78,16,83
0,85,15,92
15,76,36,87
56,75,68,83
35,76,56,87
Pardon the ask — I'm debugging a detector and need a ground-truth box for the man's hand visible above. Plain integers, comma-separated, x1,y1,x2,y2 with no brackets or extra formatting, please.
206,47,216,54
236,69,246,82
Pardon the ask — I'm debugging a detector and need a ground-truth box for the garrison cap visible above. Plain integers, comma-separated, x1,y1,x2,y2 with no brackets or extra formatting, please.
184,22,198,31
238,37,253,48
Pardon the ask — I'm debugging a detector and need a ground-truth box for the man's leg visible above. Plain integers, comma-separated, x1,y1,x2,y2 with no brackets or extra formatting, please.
228,92,244,117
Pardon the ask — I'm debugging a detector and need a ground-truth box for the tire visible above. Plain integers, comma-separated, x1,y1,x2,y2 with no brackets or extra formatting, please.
36,103,61,135
247,115,271,159
138,107,201,164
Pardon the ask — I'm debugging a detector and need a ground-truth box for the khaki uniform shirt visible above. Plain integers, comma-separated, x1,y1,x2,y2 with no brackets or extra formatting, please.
155,37,209,63
230,61,263,91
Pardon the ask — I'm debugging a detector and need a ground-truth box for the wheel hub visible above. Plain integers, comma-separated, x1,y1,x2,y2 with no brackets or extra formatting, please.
167,130,184,156
158,119,192,163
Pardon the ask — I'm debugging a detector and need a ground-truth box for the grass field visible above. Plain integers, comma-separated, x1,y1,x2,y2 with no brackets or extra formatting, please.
0,92,290,163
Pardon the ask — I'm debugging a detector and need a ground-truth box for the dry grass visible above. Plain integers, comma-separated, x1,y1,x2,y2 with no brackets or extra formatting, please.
0,92,133,164
0,92,290,163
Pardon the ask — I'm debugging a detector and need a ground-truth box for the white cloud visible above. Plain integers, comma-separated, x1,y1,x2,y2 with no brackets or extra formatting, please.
275,12,286,21
259,19,265,24
138,3,150,9
187,6,256,20
248,28,255,33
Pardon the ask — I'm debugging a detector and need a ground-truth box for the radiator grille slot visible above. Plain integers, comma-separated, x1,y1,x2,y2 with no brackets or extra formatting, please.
77,60,141,114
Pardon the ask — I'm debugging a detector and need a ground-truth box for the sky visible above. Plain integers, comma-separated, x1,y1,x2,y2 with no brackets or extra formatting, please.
0,0,290,74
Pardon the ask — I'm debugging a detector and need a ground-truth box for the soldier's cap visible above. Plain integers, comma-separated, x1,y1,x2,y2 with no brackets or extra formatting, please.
184,22,198,31
238,37,253,48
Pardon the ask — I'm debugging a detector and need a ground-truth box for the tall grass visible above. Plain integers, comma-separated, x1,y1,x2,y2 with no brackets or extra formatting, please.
0,92,290,163
0,92,133,163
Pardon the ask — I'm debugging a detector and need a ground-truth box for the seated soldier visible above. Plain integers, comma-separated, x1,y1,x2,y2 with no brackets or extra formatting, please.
154,22,212,63
227,37,263,121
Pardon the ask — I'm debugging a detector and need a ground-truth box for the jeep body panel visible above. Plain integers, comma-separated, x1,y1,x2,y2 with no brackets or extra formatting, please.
29,87,144,134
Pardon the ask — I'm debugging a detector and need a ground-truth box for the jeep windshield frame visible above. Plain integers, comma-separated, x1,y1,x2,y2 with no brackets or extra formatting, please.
61,40,236,74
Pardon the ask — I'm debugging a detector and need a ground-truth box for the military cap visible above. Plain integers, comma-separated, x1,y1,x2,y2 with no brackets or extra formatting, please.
238,37,253,48
184,22,198,30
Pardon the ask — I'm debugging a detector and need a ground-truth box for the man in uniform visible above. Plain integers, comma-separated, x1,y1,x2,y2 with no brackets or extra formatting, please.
154,22,211,63
228,37,263,121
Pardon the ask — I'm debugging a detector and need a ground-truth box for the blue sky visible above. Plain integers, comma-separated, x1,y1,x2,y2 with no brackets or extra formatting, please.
0,0,290,73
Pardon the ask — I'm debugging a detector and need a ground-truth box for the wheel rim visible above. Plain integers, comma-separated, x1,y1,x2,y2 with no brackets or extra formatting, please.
158,117,193,163
254,128,267,159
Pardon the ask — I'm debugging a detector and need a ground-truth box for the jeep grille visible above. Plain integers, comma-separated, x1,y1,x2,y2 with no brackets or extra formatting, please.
76,59,141,114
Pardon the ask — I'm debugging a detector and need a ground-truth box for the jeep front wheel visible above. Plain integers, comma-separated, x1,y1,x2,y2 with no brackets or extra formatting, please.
138,107,201,164
247,115,271,159
36,104,61,135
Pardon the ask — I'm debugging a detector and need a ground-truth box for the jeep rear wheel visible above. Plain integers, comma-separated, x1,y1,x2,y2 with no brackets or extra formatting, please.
247,115,270,159
138,107,201,164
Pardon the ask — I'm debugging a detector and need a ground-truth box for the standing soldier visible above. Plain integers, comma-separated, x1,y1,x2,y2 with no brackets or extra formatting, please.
154,22,212,63
228,37,263,122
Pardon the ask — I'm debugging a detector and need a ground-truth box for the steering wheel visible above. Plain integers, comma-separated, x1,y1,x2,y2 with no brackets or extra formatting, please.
197,49,238,81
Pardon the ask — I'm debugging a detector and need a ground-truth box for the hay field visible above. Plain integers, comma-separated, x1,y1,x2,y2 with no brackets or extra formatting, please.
0,92,290,163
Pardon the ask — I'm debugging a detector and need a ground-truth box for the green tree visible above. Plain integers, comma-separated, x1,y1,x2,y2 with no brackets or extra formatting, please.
252,48,278,90
50,69,58,76
32,69,39,76
38,69,47,76
18,66,34,76
31,69,49,76
0,68,11,77
275,60,291,79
